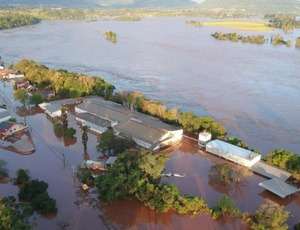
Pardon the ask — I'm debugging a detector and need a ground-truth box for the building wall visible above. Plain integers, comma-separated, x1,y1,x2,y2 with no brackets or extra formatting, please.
206,145,261,168
2,123,26,137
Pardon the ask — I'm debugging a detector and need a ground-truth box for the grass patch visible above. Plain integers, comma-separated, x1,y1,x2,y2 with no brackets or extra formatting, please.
202,21,273,31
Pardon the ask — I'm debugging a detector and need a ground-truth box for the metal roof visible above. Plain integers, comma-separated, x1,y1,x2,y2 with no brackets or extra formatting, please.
206,140,260,160
259,178,299,198
76,112,112,128
114,119,167,146
251,161,292,181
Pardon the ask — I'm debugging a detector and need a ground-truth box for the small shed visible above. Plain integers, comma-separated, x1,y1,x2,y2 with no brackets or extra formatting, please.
198,131,212,147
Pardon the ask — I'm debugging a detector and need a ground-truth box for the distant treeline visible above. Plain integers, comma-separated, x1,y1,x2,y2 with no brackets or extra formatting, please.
0,13,40,30
212,32,299,47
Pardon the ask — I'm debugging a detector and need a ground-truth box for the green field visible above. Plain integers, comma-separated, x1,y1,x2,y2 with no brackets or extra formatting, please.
202,21,273,31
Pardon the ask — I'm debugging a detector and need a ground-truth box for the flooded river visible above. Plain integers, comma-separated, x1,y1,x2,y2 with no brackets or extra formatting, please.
0,17,299,154
0,17,300,229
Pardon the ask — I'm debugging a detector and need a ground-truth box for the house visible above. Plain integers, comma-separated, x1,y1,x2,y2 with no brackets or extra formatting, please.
39,102,62,118
0,121,26,139
0,108,11,123
14,80,30,89
0,69,16,79
75,97,183,150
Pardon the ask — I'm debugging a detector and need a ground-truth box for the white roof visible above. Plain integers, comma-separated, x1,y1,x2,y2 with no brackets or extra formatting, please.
206,140,260,160
259,178,299,198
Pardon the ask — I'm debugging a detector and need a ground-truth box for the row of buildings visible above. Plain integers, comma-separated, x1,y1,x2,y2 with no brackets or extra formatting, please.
39,97,183,151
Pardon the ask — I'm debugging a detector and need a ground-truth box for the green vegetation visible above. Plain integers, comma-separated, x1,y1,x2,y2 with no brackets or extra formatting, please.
212,32,266,44
14,90,45,107
203,21,272,31
0,196,32,230
13,169,31,185
248,202,289,230
266,14,300,33
95,150,209,215
0,159,9,180
97,129,136,155
271,34,293,46
18,179,57,214
212,195,240,219
266,149,300,180
14,59,116,100
54,107,76,138
0,13,40,30
104,31,117,43
185,20,203,27
178,112,226,139
226,136,249,149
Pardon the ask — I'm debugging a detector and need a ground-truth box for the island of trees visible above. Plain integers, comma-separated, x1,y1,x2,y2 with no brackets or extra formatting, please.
211,31,297,47
103,31,117,43
0,13,41,30
185,20,203,27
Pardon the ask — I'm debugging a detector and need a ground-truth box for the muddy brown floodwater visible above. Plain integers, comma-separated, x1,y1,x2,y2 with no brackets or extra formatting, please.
0,94,299,229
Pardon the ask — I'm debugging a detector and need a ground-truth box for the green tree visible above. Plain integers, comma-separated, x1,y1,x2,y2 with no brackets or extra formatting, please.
18,179,57,214
29,93,45,106
97,129,136,155
249,202,289,230
0,196,32,230
65,127,76,138
13,169,30,185
209,163,235,185
212,195,240,219
13,89,29,107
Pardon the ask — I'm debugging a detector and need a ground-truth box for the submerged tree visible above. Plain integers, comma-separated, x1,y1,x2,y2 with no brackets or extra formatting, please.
81,125,90,151
249,202,289,230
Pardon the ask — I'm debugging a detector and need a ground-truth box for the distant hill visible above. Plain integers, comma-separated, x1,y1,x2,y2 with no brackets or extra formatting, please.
198,0,300,13
0,0,197,8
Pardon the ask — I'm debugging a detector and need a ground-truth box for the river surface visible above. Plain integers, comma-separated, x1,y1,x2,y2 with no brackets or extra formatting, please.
0,17,300,229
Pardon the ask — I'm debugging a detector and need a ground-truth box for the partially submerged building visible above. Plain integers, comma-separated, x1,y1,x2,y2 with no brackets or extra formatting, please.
0,121,26,139
206,139,261,168
75,97,183,151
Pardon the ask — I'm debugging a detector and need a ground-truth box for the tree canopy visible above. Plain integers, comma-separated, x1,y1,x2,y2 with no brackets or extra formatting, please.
95,150,209,216
14,59,116,100
97,129,136,155
249,202,289,230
